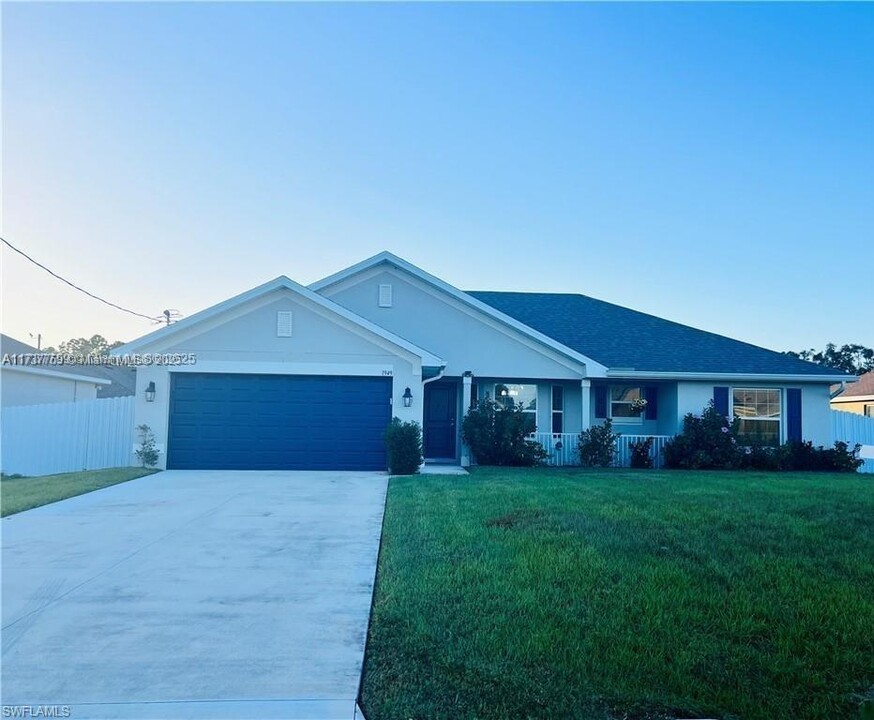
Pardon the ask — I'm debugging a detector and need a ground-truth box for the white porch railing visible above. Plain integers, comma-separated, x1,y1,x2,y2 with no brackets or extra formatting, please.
528,432,673,468
615,434,672,469
529,433,581,467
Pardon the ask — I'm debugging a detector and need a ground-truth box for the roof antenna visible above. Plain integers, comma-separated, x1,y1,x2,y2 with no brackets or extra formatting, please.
159,309,183,326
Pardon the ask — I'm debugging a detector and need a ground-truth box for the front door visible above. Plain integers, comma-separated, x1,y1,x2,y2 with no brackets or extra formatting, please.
424,382,457,459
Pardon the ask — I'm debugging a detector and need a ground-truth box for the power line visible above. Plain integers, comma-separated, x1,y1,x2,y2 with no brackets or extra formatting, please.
1,236,161,322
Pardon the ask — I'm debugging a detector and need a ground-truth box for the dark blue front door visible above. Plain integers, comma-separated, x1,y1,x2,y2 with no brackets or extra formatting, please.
424,382,457,459
167,373,392,470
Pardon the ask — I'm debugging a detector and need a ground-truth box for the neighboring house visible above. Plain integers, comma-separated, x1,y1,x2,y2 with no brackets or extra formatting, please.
0,335,136,406
0,334,111,406
94,365,137,399
830,371,874,417
114,252,850,471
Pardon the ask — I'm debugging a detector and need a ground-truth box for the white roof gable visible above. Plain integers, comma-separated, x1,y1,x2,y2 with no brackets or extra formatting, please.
311,251,608,376
113,274,445,368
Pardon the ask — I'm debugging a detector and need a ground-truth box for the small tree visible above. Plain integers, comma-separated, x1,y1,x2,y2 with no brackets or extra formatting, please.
384,418,423,475
461,397,546,466
578,419,621,467
135,424,159,468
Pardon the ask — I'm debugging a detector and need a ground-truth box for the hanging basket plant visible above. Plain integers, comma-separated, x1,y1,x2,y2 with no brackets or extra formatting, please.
630,398,648,415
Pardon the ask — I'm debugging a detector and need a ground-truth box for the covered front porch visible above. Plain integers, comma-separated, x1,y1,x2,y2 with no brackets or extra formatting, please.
420,375,680,468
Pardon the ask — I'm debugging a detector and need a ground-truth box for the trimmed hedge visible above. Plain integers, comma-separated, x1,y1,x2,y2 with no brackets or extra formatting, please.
385,418,423,475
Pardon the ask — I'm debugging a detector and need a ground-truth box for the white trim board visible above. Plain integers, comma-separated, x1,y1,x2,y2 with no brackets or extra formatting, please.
167,362,407,377
607,370,850,383
0,365,112,384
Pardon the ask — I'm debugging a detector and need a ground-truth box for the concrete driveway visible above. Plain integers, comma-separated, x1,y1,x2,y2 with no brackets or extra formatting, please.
1,470,388,719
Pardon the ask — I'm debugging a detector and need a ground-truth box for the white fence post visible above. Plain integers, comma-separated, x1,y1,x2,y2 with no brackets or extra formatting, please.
1,396,136,476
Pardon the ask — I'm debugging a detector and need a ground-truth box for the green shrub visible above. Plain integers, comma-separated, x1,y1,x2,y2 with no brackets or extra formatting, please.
737,441,781,471
775,440,863,473
461,397,547,466
578,419,621,467
629,437,654,469
135,424,159,468
666,402,864,473
385,418,423,475
664,402,742,470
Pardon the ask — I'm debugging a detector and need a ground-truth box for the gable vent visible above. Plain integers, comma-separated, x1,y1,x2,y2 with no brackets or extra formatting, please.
276,311,293,337
378,284,393,308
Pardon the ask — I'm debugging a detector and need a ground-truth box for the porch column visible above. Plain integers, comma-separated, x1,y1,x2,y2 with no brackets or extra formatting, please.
461,373,473,467
580,379,592,432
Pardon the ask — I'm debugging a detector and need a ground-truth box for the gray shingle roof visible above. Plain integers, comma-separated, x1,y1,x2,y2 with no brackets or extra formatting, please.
467,292,846,378
0,334,44,357
0,334,135,395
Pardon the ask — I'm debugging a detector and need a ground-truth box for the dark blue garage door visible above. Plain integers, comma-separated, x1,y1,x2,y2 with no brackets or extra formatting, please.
167,373,392,470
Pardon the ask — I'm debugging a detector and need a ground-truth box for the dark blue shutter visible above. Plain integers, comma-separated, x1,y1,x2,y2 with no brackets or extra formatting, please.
786,388,802,442
713,386,729,417
594,385,608,418
644,386,658,420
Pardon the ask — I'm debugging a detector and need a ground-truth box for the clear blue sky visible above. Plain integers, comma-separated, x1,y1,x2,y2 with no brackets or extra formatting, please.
2,2,872,352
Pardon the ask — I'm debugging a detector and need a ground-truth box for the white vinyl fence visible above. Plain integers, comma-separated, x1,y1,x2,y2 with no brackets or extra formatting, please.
831,410,874,474
529,432,672,468
1,396,136,476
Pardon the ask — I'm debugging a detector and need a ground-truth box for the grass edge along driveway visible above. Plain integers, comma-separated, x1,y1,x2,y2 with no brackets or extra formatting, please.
1,467,158,517
360,467,874,720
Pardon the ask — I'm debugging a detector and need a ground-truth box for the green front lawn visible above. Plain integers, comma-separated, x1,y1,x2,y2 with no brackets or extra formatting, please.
361,468,874,720
1,467,158,517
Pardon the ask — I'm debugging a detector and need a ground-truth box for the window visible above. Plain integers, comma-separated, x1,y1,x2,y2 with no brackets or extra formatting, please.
495,383,537,432
732,388,781,446
610,386,643,422
552,385,564,434
865,404,874,418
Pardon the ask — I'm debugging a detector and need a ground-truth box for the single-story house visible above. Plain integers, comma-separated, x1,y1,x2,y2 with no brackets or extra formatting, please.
830,371,874,417
93,365,137,399
0,334,111,406
115,252,850,471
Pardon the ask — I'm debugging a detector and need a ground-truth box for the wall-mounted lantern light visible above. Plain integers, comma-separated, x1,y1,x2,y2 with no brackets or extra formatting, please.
402,387,413,408
145,381,156,403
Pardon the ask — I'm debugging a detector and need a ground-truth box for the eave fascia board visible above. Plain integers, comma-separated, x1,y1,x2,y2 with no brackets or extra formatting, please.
112,276,295,355
0,365,112,384
606,370,853,383
112,274,445,368
831,394,874,403
311,251,609,377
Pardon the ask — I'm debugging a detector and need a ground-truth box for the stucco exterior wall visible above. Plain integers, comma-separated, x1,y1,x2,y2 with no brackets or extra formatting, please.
676,380,833,446
320,268,585,380
583,382,676,436
1,370,99,407
131,291,422,469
